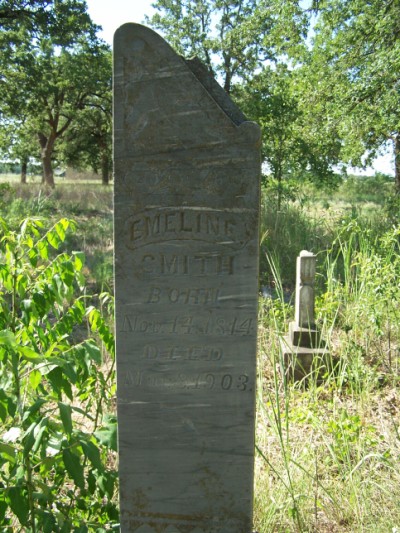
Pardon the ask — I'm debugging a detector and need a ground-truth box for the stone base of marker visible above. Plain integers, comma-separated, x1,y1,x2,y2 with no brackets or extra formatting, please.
289,321,321,348
280,321,329,382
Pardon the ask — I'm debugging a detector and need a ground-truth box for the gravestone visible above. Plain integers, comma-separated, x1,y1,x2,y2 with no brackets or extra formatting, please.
113,24,261,533
281,250,328,380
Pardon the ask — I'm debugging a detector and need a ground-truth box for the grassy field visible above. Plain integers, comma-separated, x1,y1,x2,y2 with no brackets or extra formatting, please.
0,174,399,531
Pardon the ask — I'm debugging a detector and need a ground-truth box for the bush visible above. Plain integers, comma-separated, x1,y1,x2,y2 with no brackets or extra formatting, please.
0,217,118,531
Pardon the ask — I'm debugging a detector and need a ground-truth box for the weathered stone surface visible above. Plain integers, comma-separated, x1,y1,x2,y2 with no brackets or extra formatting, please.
280,337,329,381
289,321,321,349
282,250,329,381
113,23,261,533
295,250,316,329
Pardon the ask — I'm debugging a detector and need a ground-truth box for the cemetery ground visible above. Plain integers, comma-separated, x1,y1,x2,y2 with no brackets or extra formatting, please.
0,174,399,531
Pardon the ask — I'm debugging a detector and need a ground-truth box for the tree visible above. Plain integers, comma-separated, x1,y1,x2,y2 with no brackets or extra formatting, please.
0,1,111,187
61,65,112,186
147,0,278,93
0,117,40,183
0,0,97,46
235,64,341,208
284,0,400,190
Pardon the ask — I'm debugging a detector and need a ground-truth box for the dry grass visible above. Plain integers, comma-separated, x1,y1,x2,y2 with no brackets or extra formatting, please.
1,175,399,531
255,291,400,532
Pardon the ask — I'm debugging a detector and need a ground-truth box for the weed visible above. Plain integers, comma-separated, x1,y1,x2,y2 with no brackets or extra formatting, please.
0,175,399,531
0,217,118,530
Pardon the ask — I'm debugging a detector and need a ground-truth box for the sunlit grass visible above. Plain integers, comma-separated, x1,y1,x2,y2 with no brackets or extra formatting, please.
256,196,400,530
1,174,399,531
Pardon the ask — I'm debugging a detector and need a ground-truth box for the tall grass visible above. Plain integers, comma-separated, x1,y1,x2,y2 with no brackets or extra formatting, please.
0,181,114,292
256,186,400,531
1,176,399,531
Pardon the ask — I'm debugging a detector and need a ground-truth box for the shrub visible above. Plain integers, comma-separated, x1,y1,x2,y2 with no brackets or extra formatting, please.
0,217,118,531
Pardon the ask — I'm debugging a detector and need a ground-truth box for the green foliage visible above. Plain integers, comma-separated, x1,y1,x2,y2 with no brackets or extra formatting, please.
0,217,118,530
259,191,330,286
0,0,111,187
236,64,342,209
299,0,400,187
257,206,400,529
148,0,277,93
0,1,99,46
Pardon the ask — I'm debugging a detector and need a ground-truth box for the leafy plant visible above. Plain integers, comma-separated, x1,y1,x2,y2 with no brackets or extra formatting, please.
0,217,118,531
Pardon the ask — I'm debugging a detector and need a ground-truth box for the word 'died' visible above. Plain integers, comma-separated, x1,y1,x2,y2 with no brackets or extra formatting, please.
140,252,234,276
142,344,222,361
125,208,252,250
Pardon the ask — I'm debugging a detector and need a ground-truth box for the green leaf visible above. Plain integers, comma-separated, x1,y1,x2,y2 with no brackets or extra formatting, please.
80,439,103,470
72,251,85,271
47,367,63,394
32,418,48,454
0,390,9,422
87,469,96,494
60,260,75,287
58,402,73,436
33,291,47,316
46,229,61,249
63,448,85,489
55,220,67,241
0,442,16,463
7,486,29,526
0,330,16,347
84,340,101,364
63,378,73,401
29,369,42,389
94,417,118,452
18,345,43,362
0,400,7,422
28,247,38,267
96,471,115,498
37,239,49,260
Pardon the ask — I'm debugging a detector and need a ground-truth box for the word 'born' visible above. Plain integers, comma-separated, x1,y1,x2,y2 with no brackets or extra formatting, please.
147,286,222,305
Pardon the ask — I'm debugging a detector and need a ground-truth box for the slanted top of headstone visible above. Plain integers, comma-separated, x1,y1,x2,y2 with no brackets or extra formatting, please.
114,23,260,180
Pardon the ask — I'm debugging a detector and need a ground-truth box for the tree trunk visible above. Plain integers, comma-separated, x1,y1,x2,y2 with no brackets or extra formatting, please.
38,132,55,188
275,162,283,211
395,134,400,192
101,152,110,185
20,158,27,184
42,153,55,188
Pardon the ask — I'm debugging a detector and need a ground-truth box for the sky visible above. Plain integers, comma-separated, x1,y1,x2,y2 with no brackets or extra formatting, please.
85,0,394,176
86,0,155,45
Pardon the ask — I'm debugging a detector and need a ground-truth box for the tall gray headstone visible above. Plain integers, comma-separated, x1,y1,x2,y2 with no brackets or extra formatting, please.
113,23,261,533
